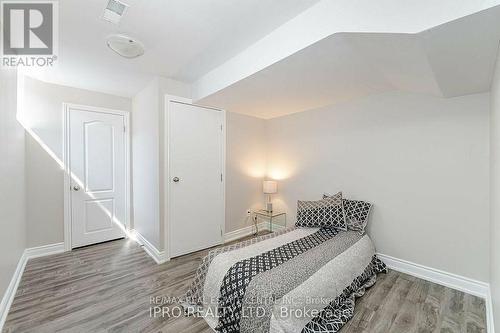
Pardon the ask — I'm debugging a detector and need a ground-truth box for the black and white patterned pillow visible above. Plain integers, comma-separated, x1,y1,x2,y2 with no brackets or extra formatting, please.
296,192,347,230
324,193,372,234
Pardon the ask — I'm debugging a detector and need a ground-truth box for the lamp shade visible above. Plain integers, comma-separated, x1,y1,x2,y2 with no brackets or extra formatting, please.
263,180,278,194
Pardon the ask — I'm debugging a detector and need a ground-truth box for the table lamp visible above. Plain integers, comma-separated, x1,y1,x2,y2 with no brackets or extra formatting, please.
263,180,278,212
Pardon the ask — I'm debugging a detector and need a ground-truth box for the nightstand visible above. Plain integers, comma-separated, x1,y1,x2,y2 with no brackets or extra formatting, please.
253,210,286,232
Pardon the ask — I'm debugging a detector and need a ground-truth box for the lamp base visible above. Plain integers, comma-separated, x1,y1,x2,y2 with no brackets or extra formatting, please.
266,202,273,213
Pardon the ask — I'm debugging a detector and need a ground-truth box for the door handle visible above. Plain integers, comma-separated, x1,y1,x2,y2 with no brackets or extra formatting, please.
172,177,180,183
73,185,81,191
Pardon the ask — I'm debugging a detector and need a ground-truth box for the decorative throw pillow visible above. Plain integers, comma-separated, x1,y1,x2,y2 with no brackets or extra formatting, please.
296,192,347,230
324,193,372,234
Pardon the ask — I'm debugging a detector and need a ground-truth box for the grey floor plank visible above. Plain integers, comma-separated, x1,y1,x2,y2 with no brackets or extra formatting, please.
387,274,428,333
3,236,487,333
362,274,414,332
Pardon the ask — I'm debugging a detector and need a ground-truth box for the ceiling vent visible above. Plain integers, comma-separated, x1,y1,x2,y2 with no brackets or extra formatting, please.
106,34,144,59
103,0,128,24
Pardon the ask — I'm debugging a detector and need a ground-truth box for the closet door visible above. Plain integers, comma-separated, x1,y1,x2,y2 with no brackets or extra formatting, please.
167,101,224,257
68,106,127,248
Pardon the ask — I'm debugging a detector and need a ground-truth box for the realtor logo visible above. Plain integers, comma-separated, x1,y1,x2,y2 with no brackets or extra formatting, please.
1,1,58,66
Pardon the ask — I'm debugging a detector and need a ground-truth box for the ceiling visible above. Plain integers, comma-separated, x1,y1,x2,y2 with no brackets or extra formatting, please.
22,1,500,118
25,0,320,97
199,6,500,119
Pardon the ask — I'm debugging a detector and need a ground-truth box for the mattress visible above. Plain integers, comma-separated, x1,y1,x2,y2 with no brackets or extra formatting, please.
182,227,387,333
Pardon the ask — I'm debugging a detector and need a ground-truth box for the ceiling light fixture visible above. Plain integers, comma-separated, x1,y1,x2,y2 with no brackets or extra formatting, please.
106,34,144,59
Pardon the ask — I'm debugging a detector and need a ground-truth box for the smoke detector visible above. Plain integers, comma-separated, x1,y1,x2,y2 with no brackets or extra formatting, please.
103,0,129,24
106,34,144,59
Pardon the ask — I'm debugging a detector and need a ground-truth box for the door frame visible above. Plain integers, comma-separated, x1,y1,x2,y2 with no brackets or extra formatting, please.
164,95,226,260
62,103,131,251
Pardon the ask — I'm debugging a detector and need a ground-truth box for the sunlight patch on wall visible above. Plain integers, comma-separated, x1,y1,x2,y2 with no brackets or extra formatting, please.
16,72,133,242
23,126,65,169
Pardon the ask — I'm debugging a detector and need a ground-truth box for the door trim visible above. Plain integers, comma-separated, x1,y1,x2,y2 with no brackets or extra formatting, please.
164,95,226,260
62,103,131,251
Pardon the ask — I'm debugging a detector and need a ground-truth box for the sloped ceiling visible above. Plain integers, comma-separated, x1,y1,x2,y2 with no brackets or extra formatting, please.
199,6,500,119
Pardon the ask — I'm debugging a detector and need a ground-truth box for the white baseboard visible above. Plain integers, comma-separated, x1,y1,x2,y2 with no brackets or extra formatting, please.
378,253,494,332
132,230,168,264
377,253,489,298
224,224,256,243
25,242,65,259
0,242,65,331
486,291,495,333
0,251,27,331
224,222,285,243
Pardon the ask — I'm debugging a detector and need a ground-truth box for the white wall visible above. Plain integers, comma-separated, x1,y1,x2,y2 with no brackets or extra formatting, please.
132,77,191,250
225,112,267,232
490,49,500,329
266,91,490,282
132,79,161,249
0,69,26,300
19,76,131,247
25,134,63,246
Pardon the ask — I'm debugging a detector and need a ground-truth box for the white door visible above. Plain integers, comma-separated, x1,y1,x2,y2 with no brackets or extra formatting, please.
69,107,127,248
168,101,224,257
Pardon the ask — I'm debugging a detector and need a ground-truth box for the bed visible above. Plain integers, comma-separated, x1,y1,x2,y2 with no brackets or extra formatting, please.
182,226,387,333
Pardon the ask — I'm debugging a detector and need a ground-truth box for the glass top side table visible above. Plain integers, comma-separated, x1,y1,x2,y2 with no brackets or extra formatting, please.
253,210,286,232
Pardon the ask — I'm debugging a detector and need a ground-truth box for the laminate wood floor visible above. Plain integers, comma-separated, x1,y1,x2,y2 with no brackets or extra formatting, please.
3,236,486,333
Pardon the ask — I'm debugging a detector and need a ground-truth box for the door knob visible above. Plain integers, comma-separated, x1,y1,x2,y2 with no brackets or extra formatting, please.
73,185,80,191
172,177,180,183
